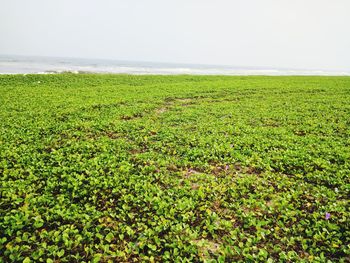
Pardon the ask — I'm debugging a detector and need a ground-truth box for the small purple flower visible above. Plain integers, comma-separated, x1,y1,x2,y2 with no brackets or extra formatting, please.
325,212,331,220
225,165,230,171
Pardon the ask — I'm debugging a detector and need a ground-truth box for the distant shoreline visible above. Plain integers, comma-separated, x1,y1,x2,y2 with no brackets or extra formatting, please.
1,55,349,76
2,73,350,77
2,71,350,76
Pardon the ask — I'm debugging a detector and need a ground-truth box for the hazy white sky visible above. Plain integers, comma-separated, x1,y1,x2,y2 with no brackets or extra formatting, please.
1,0,350,70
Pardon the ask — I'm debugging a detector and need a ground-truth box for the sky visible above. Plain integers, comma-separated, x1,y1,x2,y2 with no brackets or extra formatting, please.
1,0,350,70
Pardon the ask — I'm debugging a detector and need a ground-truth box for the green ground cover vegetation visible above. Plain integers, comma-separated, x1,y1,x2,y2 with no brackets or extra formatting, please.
0,74,349,262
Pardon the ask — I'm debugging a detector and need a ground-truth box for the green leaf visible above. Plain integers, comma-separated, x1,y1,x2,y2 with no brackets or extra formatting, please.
57,249,65,257
105,232,114,243
34,220,44,229
148,244,157,251
92,253,102,263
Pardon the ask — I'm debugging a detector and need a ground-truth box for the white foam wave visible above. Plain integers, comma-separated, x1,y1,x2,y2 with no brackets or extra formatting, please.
1,56,349,76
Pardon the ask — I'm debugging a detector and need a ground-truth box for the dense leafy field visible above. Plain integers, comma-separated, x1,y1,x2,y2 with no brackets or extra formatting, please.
0,74,349,262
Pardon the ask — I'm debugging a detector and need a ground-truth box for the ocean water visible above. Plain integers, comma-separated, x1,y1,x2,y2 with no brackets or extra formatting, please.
0,55,349,76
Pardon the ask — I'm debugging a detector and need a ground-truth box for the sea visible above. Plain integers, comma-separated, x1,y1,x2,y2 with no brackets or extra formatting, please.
0,55,349,76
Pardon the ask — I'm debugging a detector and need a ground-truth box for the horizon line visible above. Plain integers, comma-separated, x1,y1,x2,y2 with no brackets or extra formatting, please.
1,53,349,73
